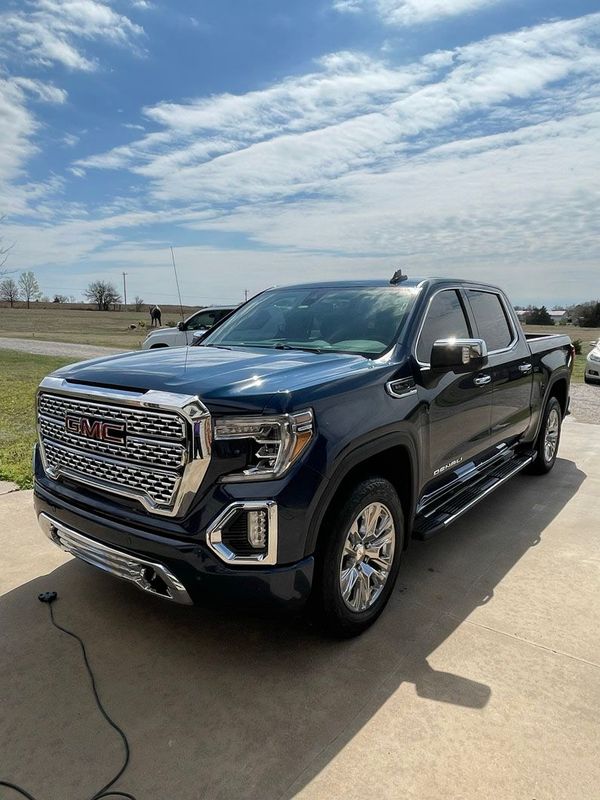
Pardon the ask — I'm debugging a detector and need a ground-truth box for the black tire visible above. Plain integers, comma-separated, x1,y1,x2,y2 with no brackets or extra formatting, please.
311,477,404,638
526,396,562,474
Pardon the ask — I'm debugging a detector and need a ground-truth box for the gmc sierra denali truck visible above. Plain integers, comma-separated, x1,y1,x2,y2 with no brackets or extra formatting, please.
34,276,574,636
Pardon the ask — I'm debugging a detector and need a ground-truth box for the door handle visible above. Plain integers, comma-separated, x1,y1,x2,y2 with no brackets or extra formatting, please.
518,363,532,373
474,374,491,386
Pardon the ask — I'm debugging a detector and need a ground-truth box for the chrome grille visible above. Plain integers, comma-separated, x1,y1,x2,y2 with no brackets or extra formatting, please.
43,440,180,506
38,393,185,439
38,415,185,469
37,383,211,516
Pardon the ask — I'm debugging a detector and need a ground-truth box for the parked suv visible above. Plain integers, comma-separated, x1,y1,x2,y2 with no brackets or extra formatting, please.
142,305,236,349
34,276,573,636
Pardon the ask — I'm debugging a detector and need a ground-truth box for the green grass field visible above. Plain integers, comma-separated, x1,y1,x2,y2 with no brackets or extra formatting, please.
0,350,72,488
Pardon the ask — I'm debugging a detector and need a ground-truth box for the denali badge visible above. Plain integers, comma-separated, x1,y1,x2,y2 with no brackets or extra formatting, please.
65,415,126,444
433,457,463,477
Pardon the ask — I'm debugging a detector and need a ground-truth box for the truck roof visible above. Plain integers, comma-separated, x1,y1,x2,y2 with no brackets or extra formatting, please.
269,277,505,292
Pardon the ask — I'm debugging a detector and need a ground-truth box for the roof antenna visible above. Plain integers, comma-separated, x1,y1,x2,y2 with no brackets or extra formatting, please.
170,246,185,322
390,268,408,285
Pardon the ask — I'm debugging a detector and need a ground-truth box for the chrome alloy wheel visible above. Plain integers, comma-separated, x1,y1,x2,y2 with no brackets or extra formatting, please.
339,502,396,613
544,408,560,462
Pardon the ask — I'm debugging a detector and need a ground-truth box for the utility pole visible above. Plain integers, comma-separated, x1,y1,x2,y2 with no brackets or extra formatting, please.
244,289,248,302
122,272,128,311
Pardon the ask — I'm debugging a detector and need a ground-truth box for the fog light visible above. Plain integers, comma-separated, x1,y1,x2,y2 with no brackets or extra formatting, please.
247,509,268,549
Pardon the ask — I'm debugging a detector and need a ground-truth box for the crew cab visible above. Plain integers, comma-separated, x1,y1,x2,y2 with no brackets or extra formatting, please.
142,305,236,349
34,276,573,636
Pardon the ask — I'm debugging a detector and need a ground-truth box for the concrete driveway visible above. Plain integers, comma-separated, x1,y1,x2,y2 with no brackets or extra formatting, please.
1,420,599,800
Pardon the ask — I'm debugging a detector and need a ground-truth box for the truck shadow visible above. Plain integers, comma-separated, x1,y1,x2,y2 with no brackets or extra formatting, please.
0,458,585,800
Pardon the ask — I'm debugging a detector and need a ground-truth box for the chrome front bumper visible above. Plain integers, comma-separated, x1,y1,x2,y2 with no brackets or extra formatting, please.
38,512,193,605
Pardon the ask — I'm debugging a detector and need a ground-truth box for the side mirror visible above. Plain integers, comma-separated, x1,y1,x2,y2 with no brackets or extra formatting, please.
177,321,186,331
430,338,488,371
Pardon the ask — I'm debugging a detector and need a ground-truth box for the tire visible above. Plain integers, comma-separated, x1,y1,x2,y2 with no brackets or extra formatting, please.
527,396,562,474
311,477,404,638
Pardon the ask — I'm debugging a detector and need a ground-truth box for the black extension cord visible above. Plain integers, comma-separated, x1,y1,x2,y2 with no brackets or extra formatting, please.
0,592,138,800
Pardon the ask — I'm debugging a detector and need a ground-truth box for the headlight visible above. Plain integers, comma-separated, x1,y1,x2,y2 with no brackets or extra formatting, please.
213,410,314,481
589,351,600,363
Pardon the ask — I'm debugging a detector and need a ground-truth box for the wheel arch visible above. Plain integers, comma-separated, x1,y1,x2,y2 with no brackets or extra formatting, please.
305,433,419,558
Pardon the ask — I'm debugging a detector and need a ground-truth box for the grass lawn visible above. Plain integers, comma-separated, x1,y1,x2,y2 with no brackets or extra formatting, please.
0,349,73,489
0,306,188,350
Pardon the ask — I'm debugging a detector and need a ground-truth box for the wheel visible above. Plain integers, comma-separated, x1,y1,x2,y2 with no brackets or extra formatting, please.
527,396,562,474
311,477,404,638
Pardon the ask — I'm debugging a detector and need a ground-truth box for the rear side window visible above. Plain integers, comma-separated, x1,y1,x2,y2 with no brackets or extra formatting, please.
417,290,471,363
467,291,513,351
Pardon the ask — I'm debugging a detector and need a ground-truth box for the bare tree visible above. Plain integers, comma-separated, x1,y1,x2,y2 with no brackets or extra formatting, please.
53,294,69,303
0,277,20,307
18,270,42,309
84,280,122,311
134,295,144,312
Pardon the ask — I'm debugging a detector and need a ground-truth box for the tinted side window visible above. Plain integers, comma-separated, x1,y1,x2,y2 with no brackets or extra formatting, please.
417,290,470,363
467,291,513,351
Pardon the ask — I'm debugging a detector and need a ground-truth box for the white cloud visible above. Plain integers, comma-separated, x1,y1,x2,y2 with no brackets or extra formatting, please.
79,13,600,209
333,0,503,26
0,75,66,212
0,0,144,71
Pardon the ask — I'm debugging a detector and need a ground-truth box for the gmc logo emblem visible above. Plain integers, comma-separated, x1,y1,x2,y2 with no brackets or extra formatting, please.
65,415,126,444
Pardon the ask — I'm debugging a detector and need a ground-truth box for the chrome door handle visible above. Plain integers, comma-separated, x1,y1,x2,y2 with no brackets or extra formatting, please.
518,363,532,373
474,374,491,386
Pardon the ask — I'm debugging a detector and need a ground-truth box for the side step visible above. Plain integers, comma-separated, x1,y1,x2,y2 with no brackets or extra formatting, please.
413,452,534,540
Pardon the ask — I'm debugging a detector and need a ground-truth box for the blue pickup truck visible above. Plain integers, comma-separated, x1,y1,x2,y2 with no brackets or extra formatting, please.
34,275,574,636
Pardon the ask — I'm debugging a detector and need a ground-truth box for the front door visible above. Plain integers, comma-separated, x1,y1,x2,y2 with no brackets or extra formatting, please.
414,288,494,490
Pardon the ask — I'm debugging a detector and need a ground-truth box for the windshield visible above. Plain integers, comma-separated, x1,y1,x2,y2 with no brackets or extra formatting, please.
201,286,418,357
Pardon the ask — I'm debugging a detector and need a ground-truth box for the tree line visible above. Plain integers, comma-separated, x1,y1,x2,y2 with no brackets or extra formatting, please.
0,273,144,312
519,303,600,327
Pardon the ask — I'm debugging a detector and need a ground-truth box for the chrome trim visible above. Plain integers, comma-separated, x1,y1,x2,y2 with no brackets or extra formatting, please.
519,363,533,373
206,501,278,565
385,378,417,399
38,513,192,604
474,374,492,386
36,377,211,517
418,443,509,513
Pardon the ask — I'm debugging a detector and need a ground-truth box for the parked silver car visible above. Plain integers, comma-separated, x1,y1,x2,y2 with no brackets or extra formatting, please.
142,305,236,349
585,340,600,384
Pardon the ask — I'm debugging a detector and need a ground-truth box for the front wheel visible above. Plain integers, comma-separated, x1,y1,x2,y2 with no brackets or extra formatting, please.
311,477,404,638
527,396,562,474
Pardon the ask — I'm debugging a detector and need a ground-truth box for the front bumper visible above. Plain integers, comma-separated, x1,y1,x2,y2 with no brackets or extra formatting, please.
34,487,314,609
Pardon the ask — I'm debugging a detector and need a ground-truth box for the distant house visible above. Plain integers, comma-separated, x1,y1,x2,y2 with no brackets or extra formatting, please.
549,309,570,323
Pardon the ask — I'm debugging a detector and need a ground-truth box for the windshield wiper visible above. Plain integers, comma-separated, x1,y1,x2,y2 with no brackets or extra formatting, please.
274,343,323,354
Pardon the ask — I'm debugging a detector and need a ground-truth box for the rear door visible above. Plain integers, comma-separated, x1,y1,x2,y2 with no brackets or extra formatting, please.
465,289,533,446
414,288,494,484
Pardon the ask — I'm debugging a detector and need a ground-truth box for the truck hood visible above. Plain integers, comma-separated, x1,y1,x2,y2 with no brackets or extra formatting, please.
52,345,378,414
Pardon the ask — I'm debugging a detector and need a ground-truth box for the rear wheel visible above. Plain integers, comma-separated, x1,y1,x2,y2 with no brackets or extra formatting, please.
527,396,562,474
311,477,404,637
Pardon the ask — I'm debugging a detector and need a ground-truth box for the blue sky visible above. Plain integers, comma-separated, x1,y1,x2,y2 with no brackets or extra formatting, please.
0,1,599,306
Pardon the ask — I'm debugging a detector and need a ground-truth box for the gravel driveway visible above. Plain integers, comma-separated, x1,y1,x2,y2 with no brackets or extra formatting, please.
569,382,600,424
0,336,122,359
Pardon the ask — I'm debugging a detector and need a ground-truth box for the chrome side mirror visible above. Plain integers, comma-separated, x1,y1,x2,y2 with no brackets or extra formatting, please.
430,338,488,370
